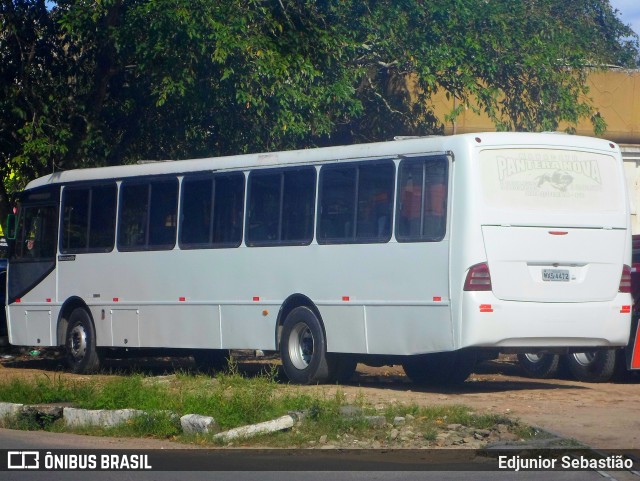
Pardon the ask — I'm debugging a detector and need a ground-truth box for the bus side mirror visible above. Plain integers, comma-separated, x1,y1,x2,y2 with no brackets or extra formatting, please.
6,214,16,240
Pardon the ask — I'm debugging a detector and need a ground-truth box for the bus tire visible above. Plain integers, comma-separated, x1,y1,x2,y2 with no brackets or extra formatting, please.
280,306,331,384
192,349,230,373
566,350,616,383
402,350,476,386
65,308,101,374
517,352,559,379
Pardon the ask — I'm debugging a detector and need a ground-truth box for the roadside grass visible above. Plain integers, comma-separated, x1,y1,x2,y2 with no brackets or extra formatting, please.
0,373,96,406
0,363,529,446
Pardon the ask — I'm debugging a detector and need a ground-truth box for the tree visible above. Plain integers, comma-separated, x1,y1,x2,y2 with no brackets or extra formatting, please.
0,0,68,222
1,0,638,220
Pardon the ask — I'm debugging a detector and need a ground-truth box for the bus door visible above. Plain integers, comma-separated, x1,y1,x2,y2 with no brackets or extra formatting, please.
7,186,60,346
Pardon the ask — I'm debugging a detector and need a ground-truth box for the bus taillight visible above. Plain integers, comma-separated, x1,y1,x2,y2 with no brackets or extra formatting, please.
464,263,492,291
620,264,632,293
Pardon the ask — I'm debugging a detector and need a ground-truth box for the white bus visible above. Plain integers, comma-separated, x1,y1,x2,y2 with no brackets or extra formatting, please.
4,132,633,385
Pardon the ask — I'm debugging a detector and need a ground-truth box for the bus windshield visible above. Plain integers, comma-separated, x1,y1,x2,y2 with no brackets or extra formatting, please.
13,204,58,261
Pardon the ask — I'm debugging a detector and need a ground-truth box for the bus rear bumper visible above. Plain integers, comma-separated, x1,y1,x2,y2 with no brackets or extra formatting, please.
460,292,632,349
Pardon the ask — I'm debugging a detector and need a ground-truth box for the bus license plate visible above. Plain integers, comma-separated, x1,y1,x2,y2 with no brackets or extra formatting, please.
542,269,569,282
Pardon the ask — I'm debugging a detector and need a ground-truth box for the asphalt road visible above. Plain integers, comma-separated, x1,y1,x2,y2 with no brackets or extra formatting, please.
0,429,628,481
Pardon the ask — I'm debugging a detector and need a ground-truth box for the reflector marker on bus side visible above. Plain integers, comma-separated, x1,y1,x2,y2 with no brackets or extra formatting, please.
479,304,493,313
549,231,568,235
342,296,350,301
621,305,631,314
15,298,21,303
433,297,442,302
179,297,186,302
253,296,260,302
113,298,119,302
46,298,51,303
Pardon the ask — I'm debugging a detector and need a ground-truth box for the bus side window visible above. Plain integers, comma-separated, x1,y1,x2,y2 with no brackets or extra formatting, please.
318,166,356,242
247,172,281,243
148,180,178,248
119,183,149,249
62,184,116,254
356,162,394,241
118,179,178,251
212,174,244,245
281,169,315,243
246,168,315,246
318,161,394,244
62,188,89,251
89,184,117,251
396,156,448,242
181,173,244,249
181,178,213,246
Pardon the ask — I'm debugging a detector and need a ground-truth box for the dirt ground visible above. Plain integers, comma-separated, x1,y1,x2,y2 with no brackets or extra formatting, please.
1,349,639,449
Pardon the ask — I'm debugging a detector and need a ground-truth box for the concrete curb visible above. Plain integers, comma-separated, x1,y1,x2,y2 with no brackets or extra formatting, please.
2,402,398,443
0,402,297,439
63,407,146,428
0,402,23,419
213,415,295,442
180,414,219,434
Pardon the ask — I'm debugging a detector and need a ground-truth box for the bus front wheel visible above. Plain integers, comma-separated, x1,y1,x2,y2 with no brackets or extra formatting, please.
65,308,102,374
280,306,331,384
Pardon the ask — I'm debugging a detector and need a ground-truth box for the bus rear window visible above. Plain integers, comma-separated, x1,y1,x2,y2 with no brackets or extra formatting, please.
479,148,624,214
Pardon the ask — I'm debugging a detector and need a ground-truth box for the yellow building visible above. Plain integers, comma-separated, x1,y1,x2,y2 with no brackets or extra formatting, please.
429,69,640,232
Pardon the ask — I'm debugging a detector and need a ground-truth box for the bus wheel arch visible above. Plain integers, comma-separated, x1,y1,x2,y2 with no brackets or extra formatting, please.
58,298,102,374
276,294,325,350
57,297,90,346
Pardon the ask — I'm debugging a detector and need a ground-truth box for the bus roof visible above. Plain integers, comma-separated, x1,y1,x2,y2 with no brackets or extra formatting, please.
25,132,619,190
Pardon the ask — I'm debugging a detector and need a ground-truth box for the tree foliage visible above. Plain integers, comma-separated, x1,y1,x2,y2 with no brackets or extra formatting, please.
1,0,638,219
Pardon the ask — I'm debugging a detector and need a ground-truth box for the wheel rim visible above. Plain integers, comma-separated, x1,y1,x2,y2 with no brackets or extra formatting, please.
524,353,543,363
69,324,87,361
572,352,596,366
288,322,314,370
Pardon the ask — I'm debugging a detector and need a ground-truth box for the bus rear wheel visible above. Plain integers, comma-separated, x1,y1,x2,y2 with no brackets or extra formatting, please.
65,308,102,374
402,350,476,386
566,350,616,383
280,306,331,384
517,352,560,379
